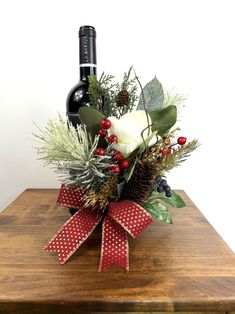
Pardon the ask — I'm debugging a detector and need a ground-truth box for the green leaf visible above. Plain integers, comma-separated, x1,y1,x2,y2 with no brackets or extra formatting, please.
143,200,173,224
137,76,164,111
78,107,105,134
78,107,106,146
149,105,177,136
151,190,186,208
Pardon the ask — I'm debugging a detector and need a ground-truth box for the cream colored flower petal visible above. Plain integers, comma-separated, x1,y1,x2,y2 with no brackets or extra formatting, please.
112,142,137,158
107,116,121,138
107,111,155,158
109,111,152,141
121,110,151,131
108,116,141,144
121,111,153,144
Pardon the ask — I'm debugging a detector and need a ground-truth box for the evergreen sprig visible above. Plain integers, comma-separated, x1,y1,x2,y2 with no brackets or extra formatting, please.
88,67,138,119
33,115,114,190
164,89,186,108
159,139,199,173
88,73,117,117
116,67,138,117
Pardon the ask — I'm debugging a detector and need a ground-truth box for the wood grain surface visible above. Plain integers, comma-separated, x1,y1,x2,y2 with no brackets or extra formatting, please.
0,189,234,313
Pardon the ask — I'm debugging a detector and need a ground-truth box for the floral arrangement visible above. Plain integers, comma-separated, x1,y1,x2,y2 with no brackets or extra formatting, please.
33,67,199,271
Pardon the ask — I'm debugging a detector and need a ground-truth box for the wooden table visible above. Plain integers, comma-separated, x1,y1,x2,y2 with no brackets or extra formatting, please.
0,189,234,314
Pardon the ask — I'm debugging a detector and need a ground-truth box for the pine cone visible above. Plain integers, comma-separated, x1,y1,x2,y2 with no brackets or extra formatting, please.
121,159,157,205
116,90,129,107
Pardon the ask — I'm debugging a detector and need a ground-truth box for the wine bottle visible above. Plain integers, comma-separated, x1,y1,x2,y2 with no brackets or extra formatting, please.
66,26,97,216
66,25,97,128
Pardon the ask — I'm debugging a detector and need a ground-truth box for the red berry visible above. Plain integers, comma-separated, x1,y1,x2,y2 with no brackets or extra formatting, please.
178,137,187,145
98,129,107,137
113,151,124,162
100,118,112,129
167,148,172,154
120,160,129,169
161,148,168,155
108,134,118,143
95,148,106,156
111,165,120,174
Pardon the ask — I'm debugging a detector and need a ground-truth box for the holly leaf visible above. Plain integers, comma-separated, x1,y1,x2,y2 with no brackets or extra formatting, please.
149,105,177,136
143,200,173,224
137,76,164,111
151,190,186,208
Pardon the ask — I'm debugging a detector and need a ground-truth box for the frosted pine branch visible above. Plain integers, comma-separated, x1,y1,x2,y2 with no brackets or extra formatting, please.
33,114,114,190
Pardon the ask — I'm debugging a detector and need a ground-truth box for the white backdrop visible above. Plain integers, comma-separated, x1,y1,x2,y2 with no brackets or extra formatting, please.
0,0,234,252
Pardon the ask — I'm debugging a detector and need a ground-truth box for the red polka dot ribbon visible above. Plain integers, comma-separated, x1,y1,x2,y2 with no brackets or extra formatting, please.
44,185,153,271
99,200,153,271
44,207,103,264
57,184,86,209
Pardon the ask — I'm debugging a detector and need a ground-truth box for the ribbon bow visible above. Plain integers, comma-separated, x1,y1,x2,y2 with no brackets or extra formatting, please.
45,184,152,271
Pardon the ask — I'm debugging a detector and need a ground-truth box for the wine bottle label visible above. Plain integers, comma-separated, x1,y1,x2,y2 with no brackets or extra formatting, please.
80,35,96,65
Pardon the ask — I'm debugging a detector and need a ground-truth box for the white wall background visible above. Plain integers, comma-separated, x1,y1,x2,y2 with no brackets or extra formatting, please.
0,0,234,251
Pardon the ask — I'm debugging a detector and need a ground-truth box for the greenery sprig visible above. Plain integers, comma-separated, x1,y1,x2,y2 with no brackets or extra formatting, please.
88,72,116,117
33,114,115,190
159,139,199,173
88,67,138,119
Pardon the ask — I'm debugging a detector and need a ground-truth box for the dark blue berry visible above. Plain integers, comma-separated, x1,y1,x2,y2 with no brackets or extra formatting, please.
157,186,164,193
165,191,172,197
160,179,168,187
164,185,171,192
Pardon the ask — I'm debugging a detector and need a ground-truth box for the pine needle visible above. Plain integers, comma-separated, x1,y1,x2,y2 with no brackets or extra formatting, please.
164,89,186,108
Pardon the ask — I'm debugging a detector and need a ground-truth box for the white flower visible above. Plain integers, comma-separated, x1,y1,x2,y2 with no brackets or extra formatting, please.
107,110,157,158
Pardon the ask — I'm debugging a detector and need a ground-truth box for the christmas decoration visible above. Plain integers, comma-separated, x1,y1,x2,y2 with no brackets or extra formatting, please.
33,67,199,271
107,134,118,143
178,136,187,145
100,118,112,129
96,148,106,156
121,159,157,205
155,176,172,197
98,129,107,137
116,89,129,107
120,160,129,169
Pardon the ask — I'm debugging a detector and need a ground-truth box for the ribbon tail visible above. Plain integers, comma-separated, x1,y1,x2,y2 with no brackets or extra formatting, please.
99,215,129,271
45,208,102,264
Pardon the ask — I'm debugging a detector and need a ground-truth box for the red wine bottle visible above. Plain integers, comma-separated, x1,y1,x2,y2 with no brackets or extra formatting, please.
66,26,97,216
66,25,97,128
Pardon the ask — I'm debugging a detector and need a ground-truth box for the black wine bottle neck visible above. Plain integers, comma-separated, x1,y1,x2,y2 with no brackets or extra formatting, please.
79,25,97,81
79,66,97,82
66,26,97,127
